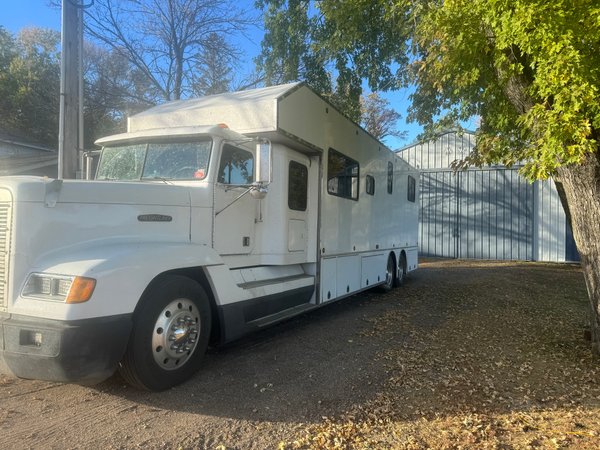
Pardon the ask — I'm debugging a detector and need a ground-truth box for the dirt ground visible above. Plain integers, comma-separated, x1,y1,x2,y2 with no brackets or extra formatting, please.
1,259,599,449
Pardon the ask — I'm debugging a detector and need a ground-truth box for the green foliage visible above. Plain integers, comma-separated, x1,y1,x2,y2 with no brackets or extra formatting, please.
0,27,17,71
406,0,600,179
0,26,154,149
257,0,409,123
256,0,338,110
263,0,599,180
0,27,61,147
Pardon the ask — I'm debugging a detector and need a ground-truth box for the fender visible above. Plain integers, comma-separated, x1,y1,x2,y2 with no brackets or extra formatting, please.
12,240,225,321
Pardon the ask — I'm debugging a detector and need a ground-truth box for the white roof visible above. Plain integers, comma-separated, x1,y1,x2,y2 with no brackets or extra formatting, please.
95,125,249,146
128,82,301,135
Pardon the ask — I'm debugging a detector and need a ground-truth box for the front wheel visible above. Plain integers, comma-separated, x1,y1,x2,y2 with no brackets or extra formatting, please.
119,275,212,391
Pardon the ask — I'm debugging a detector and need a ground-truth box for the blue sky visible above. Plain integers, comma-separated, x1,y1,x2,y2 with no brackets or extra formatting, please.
2,0,431,149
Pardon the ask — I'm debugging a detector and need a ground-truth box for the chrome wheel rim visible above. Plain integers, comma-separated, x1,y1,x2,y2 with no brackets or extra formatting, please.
152,298,200,370
398,259,405,283
385,258,394,287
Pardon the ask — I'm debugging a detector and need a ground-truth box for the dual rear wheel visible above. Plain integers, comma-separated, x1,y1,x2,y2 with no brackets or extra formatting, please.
379,252,407,292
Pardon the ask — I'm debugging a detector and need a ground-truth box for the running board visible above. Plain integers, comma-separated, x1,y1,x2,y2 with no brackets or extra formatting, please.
237,274,314,290
247,303,317,328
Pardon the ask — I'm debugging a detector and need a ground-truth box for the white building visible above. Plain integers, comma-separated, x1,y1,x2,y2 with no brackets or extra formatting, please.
0,130,57,177
397,130,578,262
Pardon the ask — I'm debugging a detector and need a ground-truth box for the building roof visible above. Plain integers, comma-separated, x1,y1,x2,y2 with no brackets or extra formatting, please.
0,154,57,176
0,128,57,176
0,129,55,153
396,129,477,170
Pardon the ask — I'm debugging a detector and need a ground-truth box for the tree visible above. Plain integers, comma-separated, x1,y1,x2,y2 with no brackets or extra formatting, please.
0,27,61,147
83,0,252,102
360,92,406,141
0,27,16,71
192,33,235,96
257,0,408,123
256,0,333,103
0,25,157,150
83,43,155,147
264,1,600,354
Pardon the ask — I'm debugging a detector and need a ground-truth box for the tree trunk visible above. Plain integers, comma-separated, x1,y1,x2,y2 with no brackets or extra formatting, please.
555,151,600,354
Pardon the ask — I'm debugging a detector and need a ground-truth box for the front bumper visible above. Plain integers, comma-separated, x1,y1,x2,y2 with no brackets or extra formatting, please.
0,313,132,384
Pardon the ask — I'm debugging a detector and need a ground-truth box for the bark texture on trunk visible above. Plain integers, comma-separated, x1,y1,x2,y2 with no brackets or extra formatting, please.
555,152,600,353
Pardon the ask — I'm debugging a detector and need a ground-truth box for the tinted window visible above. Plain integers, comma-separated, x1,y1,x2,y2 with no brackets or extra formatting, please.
327,148,359,200
408,175,416,202
218,145,254,184
365,175,375,196
387,161,393,194
288,161,308,211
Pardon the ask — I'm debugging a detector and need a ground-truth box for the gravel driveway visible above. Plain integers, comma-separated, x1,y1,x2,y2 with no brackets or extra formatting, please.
1,259,598,449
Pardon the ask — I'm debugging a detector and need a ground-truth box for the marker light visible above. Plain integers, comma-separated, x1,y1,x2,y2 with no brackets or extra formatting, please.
66,277,96,304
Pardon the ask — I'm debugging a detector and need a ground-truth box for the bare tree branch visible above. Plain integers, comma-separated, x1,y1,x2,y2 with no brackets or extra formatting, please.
84,0,254,101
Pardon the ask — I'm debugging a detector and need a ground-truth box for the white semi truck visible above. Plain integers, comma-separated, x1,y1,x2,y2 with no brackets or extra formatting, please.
0,83,419,390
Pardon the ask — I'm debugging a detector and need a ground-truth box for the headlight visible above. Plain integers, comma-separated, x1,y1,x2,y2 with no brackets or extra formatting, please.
22,273,96,303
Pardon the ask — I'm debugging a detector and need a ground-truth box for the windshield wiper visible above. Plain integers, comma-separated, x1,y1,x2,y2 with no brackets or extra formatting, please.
143,176,174,182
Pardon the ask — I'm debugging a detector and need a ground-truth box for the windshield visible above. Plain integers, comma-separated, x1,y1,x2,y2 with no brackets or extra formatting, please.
96,139,212,181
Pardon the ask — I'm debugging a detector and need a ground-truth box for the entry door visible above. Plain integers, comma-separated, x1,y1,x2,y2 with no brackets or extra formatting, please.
213,144,256,255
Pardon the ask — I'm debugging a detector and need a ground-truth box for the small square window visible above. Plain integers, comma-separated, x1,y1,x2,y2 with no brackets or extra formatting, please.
408,175,416,202
327,148,359,200
365,175,375,195
288,161,308,211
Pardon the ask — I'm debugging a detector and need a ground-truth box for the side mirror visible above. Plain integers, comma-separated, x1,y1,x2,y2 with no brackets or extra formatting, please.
250,182,268,199
255,139,272,184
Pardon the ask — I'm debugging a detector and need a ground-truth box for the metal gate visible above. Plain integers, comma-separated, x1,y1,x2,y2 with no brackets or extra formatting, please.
419,168,534,260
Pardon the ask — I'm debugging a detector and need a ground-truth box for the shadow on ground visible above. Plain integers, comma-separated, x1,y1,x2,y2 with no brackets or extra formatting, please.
95,259,597,430
94,284,405,424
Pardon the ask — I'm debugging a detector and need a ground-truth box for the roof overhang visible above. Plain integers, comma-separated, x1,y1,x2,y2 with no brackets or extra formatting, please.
95,125,251,147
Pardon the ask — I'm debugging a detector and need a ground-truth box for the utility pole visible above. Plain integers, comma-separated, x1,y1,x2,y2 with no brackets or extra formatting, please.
58,0,83,179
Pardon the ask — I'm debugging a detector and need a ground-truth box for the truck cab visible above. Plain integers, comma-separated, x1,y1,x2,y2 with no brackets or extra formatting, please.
0,83,418,390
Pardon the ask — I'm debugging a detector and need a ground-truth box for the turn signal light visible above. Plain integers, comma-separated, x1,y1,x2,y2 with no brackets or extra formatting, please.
66,277,96,304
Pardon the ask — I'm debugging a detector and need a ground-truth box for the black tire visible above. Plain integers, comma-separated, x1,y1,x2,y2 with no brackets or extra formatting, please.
394,254,406,287
378,254,396,292
119,275,212,391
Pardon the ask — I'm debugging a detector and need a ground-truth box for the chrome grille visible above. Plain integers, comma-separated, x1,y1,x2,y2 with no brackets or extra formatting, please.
0,189,12,311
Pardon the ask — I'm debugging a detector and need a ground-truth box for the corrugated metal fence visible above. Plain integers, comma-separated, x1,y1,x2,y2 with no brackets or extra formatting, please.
420,168,534,260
